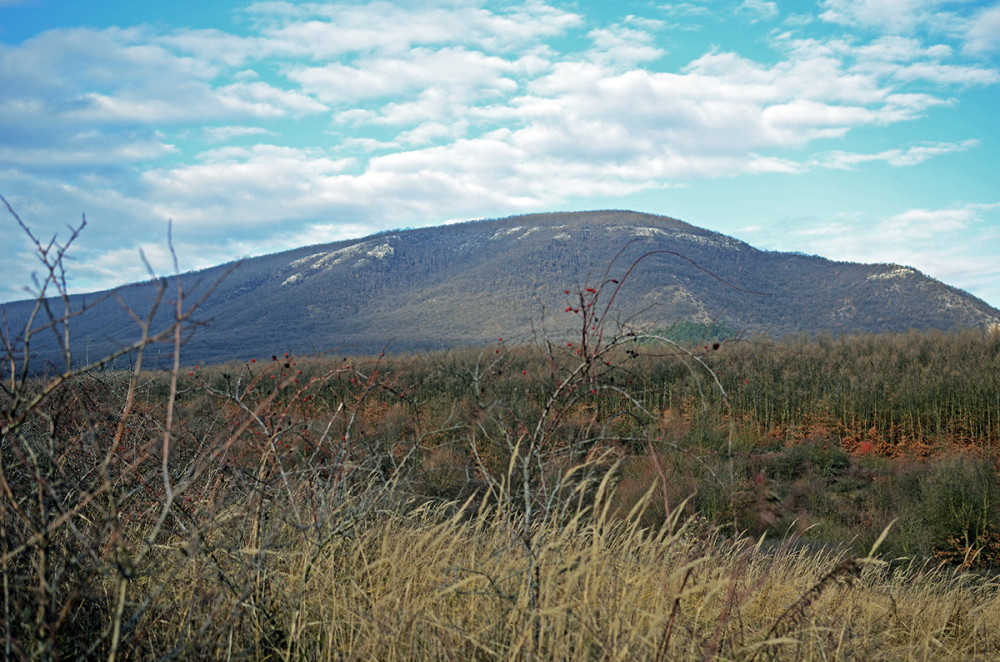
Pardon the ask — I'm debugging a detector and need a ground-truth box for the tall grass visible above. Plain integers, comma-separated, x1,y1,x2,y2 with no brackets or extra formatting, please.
55,471,999,660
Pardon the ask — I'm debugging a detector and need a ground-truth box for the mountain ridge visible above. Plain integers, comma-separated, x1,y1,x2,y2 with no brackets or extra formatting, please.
3,210,998,368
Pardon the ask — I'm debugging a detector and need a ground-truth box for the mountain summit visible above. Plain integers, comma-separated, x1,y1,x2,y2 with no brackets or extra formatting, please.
5,210,999,367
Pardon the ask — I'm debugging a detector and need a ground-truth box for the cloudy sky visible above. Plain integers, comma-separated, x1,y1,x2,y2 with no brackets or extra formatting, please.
1,0,999,306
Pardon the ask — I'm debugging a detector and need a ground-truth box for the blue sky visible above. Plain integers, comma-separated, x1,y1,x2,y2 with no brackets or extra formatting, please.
1,0,999,307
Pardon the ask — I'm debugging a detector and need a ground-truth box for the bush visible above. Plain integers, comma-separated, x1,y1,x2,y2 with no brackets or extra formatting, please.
921,454,1000,567
764,440,851,481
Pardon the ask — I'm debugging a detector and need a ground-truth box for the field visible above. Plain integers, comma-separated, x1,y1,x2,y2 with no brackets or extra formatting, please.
4,292,1000,659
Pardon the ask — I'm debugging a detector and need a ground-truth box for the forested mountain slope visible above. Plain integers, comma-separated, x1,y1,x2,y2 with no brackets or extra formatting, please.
4,210,998,368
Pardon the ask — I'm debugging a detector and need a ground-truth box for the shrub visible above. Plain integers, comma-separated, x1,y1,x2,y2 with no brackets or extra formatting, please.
921,454,1000,568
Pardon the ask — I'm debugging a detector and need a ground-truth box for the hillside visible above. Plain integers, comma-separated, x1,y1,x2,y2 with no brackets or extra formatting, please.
3,210,998,368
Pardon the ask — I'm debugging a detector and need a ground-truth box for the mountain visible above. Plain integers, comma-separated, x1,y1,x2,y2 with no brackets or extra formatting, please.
3,210,999,370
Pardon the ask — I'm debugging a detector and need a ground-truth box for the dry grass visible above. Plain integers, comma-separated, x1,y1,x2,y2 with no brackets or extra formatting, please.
3,345,999,660
123,482,999,662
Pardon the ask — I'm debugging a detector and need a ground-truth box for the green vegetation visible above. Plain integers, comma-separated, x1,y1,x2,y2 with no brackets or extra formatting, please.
646,320,736,344
5,324,1000,659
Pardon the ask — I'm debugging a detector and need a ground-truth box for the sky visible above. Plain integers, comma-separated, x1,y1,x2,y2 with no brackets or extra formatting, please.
1,0,999,307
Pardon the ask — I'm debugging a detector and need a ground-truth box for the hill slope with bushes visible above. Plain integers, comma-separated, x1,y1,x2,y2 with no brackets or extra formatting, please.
3,210,998,368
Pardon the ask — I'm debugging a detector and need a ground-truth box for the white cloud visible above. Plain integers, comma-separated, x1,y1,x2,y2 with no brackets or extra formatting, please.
783,13,816,28
819,0,1000,62
849,35,952,62
587,22,665,66
214,80,327,116
0,25,326,143
243,0,584,57
888,60,1000,85
287,47,523,106
396,121,468,147
357,86,489,127
964,4,1000,55
140,144,359,227
0,139,177,168
777,34,999,88
200,125,272,143
738,0,779,23
819,0,965,34
659,2,714,19
66,80,326,123
741,202,1000,305
813,139,978,169
156,29,270,68
881,205,982,237
6,3,986,253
